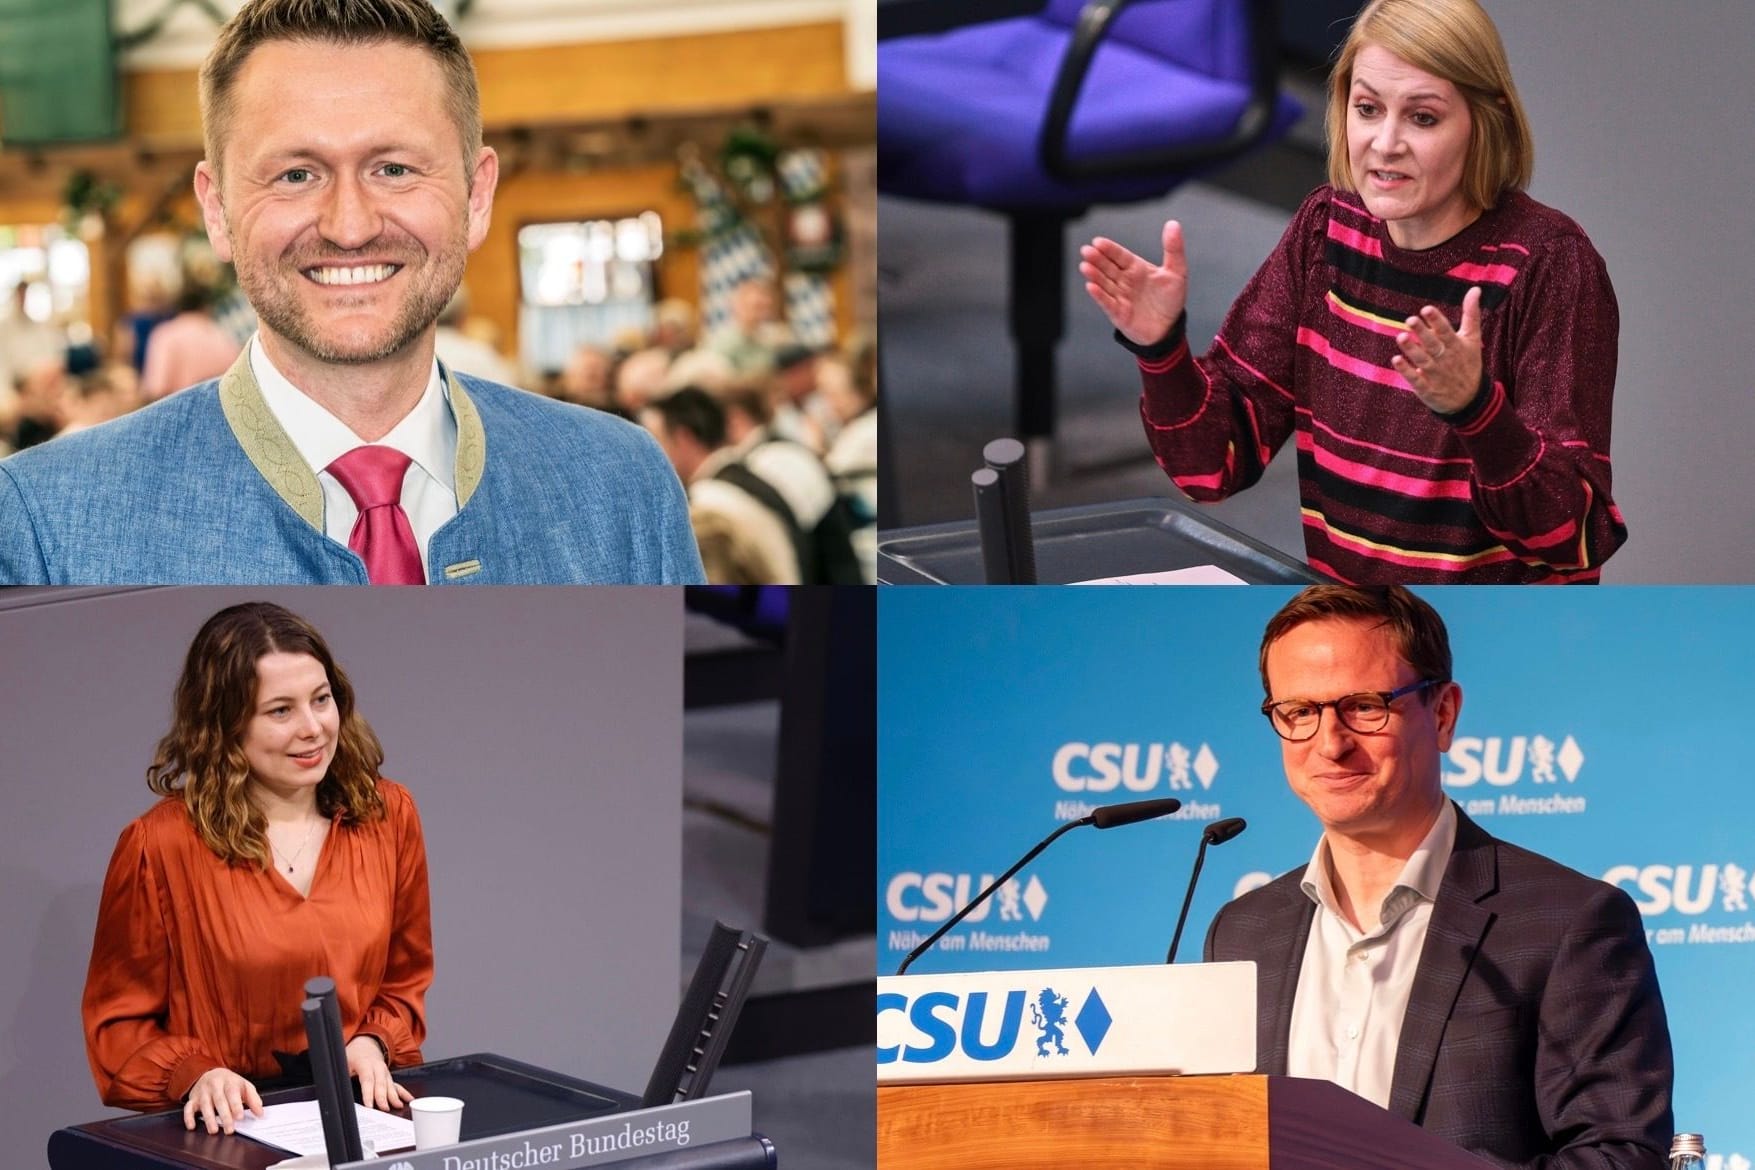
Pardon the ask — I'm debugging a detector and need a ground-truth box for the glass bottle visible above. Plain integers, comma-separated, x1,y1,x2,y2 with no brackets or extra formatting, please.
1669,1133,1706,1170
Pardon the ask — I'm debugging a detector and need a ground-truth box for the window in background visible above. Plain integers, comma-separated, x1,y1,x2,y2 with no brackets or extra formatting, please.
0,223,90,323
517,212,664,375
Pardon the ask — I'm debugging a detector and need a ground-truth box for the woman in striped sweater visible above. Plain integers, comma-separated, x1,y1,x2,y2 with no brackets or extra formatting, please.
1081,0,1622,583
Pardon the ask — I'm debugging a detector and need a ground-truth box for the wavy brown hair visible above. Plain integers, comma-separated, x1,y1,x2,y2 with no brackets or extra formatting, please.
148,601,386,866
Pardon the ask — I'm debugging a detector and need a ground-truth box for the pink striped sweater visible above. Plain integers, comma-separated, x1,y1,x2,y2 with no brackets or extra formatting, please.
1126,185,1624,583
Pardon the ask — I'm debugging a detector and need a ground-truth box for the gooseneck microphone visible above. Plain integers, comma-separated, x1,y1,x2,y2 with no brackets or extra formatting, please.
1090,797,1185,829
895,797,1183,975
1165,816,1248,964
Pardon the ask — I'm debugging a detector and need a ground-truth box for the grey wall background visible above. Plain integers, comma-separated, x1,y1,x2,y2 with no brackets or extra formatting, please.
0,587,683,1168
1484,0,1755,581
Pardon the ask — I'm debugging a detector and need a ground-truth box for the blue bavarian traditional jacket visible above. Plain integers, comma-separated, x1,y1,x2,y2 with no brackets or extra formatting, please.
0,352,704,584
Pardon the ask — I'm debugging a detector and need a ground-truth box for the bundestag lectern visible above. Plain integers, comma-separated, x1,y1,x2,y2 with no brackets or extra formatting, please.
877,963,1497,1170
53,926,774,1170
49,1053,773,1170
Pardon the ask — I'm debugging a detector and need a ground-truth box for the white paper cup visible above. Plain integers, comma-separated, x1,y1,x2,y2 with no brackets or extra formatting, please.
409,1096,464,1150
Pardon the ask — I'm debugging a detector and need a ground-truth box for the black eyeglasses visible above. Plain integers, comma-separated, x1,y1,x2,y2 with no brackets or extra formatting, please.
1260,679,1443,742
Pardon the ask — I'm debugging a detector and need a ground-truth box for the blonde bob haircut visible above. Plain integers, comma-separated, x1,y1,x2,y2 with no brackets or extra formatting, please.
147,601,387,868
1325,0,1534,213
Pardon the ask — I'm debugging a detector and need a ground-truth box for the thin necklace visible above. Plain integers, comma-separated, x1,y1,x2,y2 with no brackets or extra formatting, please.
269,817,320,875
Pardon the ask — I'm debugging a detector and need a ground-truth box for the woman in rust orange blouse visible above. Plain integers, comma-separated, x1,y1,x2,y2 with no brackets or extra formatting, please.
82,601,432,1135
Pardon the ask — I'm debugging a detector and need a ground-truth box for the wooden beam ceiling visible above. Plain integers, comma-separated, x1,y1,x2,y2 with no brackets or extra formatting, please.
0,92,875,208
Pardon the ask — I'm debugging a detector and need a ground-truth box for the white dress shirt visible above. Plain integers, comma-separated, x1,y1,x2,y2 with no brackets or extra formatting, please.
1287,800,1457,1109
250,335,458,578
689,438,801,584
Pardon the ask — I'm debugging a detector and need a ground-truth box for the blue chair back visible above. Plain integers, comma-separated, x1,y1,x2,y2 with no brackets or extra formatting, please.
875,0,1301,460
1041,0,1253,86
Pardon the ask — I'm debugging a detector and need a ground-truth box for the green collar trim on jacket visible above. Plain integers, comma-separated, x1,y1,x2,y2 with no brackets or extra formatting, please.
218,350,323,529
218,348,486,527
447,364,484,508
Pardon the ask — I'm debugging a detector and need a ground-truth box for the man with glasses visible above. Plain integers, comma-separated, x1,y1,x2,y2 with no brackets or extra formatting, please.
1206,585,1672,1169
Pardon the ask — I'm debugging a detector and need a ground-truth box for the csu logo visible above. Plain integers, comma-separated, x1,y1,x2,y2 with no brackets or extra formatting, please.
877,986,1113,1065
1605,862,1755,917
1052,742,1219,793
887,872,1048,923
1444,735,1583,787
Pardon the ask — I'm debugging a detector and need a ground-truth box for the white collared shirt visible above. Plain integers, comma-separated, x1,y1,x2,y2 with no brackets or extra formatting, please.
687,432,804,584
1287,800,1457,1109
250,335,459,579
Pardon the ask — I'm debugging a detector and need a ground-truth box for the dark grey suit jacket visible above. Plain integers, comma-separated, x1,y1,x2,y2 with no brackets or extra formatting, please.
1204,804,1673,1170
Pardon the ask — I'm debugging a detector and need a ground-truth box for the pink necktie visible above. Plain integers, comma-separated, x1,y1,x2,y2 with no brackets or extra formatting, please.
326,445,425,585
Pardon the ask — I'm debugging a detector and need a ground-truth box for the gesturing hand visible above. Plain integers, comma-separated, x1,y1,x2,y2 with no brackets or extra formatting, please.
1080,220,1190,347
1393,285,1485,415
347,1035,415,1112
184,1067,264,1135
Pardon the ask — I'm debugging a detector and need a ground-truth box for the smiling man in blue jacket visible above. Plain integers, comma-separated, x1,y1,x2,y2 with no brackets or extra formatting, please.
0,0,703,585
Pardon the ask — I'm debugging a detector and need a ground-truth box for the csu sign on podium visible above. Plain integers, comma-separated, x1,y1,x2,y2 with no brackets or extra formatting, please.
878,984,1114,1065
875,964,1257,1084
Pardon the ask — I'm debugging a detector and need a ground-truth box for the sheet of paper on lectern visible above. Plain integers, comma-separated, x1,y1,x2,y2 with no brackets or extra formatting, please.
233,1100,416,1157
1075,565,1248,584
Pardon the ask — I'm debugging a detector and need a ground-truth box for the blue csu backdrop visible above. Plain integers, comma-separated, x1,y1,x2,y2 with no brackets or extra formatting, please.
880,587,1755,1168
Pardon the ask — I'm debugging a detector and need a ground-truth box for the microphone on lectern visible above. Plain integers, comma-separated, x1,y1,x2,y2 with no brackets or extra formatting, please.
1165,817,1248,964
895,797,1184,975
1090,797,1186,829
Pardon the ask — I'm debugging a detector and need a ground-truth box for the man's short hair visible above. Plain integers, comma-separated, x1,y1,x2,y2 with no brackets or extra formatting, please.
663,347,736,396
650,386,726,450
1325,0,1533,212
199,0,483,179
714,376,774,427
1258,585,1453,697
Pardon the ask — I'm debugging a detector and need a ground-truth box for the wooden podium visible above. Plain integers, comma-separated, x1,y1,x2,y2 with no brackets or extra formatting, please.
878,1073,1498,1170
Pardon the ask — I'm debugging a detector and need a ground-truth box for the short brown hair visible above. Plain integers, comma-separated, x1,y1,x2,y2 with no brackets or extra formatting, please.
1325,0,1533,212
199,0,483,178
1258,585,1452,697
147,601,386,867
716,376,775,427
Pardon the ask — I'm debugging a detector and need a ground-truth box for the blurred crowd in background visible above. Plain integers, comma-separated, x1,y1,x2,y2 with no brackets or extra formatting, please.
0,267,877,584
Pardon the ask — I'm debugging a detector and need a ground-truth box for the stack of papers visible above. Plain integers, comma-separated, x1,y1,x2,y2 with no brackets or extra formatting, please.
233,1101,416,1157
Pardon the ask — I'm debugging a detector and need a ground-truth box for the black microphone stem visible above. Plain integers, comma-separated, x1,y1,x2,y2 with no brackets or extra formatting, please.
1165,836,1210,965
896,816,1091,975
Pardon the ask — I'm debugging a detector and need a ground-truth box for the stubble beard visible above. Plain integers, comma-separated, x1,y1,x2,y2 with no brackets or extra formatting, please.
234,222,469,366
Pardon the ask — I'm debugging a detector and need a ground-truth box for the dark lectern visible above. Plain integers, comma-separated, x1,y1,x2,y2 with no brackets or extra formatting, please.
878,1073,1497,1169
877,497,1324,584
55,926,772,1170
49,1053,775,1170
